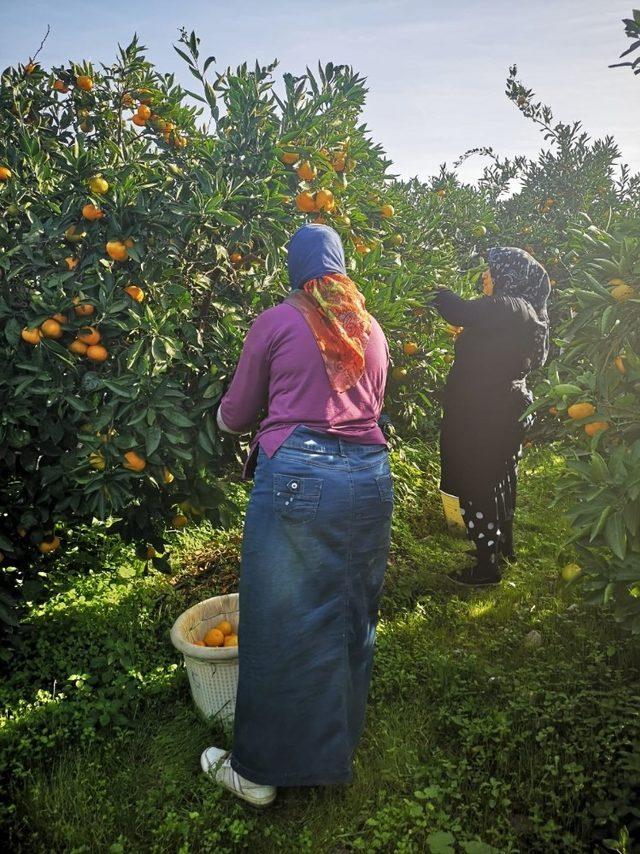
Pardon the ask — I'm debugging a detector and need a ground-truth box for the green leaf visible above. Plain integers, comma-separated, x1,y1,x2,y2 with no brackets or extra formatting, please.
552,383,583,397
590,453,609,482
604,513,627,560
151,338,165,363
145,425,162,457
591,506,612,541
461,843,501,854
163,410,195,428
212,209,242,227
204,81,217,112
128,409,148,426
173,46,194,68
427,831,456,854
197,430,215,455
603,582,616,604
4,318,21,345
101,380,133,398
66,397,93,413
203,382,222,399
624,501,640,536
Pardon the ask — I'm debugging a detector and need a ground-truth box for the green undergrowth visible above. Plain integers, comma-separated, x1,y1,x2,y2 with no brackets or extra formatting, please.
2,442,640,853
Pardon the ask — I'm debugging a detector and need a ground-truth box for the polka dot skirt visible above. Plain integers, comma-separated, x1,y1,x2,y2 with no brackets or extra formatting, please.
459,451,521,562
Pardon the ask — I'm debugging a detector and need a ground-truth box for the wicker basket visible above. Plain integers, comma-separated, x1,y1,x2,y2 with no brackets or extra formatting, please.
170,592,239,727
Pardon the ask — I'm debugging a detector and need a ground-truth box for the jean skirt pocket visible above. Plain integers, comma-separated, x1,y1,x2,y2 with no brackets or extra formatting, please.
273,473,323,524
376,474,394,505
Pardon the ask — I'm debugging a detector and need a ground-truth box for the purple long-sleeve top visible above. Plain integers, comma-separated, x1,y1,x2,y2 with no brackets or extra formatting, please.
219,302,388,470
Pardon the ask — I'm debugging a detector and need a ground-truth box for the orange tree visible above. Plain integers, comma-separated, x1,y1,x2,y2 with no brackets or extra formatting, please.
502,12,640,630
390,172,499,424
394,63,640,447
449,66,634,291
609,8,640,77
495,66,637,290
355,176,469,431
532,217,640,629
0,32,437,626
492,69,640,444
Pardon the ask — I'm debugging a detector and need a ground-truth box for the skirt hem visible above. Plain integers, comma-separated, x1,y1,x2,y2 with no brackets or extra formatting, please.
230,755,353,788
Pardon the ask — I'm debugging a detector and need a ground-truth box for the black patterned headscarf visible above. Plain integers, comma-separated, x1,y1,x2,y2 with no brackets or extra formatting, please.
488,246,551,370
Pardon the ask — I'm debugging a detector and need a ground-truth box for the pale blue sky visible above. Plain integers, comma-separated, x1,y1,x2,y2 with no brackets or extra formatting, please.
2,1,638,182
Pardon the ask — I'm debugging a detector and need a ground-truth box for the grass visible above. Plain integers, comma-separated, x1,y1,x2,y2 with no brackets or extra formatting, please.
3,442,640,853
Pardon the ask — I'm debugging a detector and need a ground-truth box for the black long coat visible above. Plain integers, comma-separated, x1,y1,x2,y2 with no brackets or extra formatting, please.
433,289,544,506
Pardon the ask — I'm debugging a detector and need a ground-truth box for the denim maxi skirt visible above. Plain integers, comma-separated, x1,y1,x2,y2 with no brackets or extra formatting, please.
231,426,393,787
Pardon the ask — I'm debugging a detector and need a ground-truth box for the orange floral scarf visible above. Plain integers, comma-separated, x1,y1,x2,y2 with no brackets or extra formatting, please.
286,273,372,393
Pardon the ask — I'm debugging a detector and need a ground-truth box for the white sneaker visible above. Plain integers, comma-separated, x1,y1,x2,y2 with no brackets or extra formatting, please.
200,746,277,808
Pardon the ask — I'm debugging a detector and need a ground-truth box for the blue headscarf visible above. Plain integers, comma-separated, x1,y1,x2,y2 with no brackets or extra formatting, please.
287,224,347,290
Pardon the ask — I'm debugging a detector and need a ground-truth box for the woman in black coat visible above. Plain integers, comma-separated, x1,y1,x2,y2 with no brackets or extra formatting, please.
432,247,550,586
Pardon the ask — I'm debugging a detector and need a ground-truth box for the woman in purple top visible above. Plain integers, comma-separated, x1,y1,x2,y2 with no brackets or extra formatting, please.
201,225,392,807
